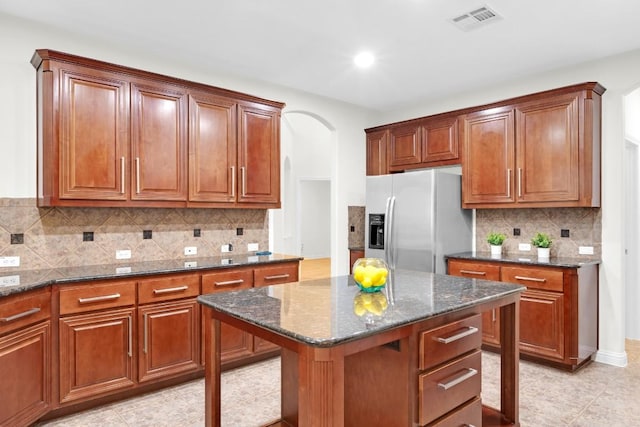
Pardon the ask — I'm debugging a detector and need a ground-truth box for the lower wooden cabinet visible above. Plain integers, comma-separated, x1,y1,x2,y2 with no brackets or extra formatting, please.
59,307,136,403
349,249,365,274
447,257,598,370
138,299,200,383
0,321,51,426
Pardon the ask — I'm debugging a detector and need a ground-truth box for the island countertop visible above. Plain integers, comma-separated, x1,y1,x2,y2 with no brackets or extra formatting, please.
197,269,525,347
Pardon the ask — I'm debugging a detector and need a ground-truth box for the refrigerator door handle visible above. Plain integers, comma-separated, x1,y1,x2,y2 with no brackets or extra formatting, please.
388,196,397,269
384,196,392,264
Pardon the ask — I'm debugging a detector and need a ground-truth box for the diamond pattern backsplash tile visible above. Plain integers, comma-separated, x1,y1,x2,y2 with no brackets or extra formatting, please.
476,208,601,258
0,198,269,271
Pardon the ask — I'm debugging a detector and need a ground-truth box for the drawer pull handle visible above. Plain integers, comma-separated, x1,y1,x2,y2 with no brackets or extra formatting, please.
153,286,189,295
514,275,546,283
437,367,478,390
264,274,290,280
459,270,486,276
78,293,121,304
1,307,41,323
143,313,148,354
214,279,244,286
434,326,479,344
127,315,133,358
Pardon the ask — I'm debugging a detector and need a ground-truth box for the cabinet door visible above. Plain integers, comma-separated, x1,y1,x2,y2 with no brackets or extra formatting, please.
188,93,237,203
447,260,501,346
237,104,280,205
389,124,421,167
462,108,515,206
515,94,580,203
59,66,129,200
421,116,459,163
0,322,50,427
59,308,135,403
366,130,388,176
138,299,200,383
201,269,254,363
519,290,565,361
131,81,187,201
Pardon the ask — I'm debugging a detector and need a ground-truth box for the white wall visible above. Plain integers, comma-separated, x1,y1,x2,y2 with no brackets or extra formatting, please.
299,180,331,258
373,48,640,366
0,12,373,275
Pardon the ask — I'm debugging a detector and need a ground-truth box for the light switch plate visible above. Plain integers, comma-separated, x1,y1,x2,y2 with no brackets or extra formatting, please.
0,275,20,286
248,243,259,252
0,256,20,267
579,246,594,255
184,261,197,268
115,250,131,260
184,246,197,256
221,244,230,253
518,243,531,251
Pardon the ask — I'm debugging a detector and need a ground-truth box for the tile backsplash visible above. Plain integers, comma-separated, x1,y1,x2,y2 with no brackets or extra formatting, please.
476,208,601,258
0,198,268,272
348,206,365,249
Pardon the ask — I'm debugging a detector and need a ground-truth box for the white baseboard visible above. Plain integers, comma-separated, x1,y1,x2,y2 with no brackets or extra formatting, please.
594,349,628,367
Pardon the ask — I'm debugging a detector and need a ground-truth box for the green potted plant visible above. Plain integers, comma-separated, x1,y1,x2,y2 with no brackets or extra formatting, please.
487,232,507,256
531,232,552,258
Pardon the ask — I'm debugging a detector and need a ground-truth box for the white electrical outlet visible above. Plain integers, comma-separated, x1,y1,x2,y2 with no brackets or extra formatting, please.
579,246,594,255
221,244,230,253
184,246,197,256
248,255,259,263
184,261,197,268
115,266,132,274
518,243,531,251
115,250,131,260
0,275,20,287
0,256,20,267
248,243,259,252
221,258,231,265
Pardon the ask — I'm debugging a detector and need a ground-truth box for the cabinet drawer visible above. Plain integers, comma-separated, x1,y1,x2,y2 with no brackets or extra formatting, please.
419,314,481,371
0,288,51,336
202,269,253,293
428,396,482,427
59,280,136,315
419,350,481,426
254,262,299,287
138,274,200,304
501,266,564,292
448,260,500,281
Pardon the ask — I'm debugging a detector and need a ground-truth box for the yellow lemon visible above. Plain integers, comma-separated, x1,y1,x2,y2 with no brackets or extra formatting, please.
361,276,373,288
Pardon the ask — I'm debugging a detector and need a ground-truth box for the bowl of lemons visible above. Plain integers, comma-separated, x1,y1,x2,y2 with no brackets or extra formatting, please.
352,258,389,293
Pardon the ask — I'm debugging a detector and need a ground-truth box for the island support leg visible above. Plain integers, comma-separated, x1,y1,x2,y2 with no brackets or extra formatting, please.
204,311,222,427
282,345,345,426
499,300,520,425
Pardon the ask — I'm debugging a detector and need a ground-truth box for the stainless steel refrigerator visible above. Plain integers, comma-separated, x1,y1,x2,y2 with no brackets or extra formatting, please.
365,169,472,274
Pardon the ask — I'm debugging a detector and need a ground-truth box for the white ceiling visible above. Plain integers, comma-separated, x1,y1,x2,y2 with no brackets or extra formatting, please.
2,0,640,111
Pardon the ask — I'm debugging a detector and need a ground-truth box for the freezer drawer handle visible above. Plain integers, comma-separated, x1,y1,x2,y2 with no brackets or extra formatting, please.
153,286,189,295
264,274,290,280
434,326,479,344
78,293,121,304
214,279,244,286
1,307,41,323
437,368,478,390
514,275,546,283
459,269,486,276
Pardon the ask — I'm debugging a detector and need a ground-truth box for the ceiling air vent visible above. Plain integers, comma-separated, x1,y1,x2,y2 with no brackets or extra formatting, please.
451,5,502,31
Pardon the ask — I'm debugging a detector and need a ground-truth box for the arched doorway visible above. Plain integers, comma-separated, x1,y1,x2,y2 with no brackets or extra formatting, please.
271,110,336,277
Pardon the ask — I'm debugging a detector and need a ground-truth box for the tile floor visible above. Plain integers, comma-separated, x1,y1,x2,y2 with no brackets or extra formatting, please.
38,342,639,427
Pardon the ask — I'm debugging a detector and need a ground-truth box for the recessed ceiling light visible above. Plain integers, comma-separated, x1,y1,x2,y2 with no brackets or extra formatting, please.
354,52,375,68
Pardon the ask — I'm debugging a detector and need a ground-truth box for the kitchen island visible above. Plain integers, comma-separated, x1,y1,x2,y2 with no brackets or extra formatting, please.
198,269,525,426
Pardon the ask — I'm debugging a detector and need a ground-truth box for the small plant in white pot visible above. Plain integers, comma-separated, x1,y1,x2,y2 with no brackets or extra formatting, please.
531,232,552,258
487,232,507,256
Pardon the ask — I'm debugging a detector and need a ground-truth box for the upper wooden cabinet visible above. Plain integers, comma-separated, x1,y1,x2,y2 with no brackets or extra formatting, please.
366,130,388,176
461,83,604,208
31,49,284,208
366,113,460,175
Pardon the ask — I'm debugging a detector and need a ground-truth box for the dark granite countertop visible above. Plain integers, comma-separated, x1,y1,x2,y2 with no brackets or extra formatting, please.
445,251,601,268
0,253,303,298
197,269,525,347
